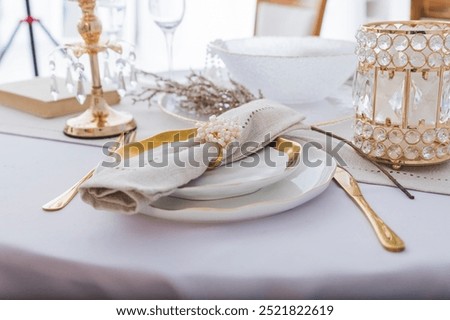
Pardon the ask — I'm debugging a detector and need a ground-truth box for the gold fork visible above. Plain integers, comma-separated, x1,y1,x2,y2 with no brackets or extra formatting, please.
42,131,136,212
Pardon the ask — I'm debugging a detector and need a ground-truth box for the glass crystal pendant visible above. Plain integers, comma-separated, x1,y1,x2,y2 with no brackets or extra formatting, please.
393,52,408,68
445,55,450,67
355,120,363,135
389,86,403,117
393,35,408,51
437,128,449,144
74,63,87,105
445,35,450,50
405,130,420,144
366,32,377,48
388,144,402,160
375,143,386,157
49,58,56,72
49,56,59,101
422,146,436,160
404,146,419,160
378,34,392,50
103,61,113,84
76,76,87,105
362,124,373,138
358,72,373,117
103,50,113,84
409,80,423,111
428,53,443,68
411,34,427,51
422,129,436,144
373,127,386,142
50,74,59,101
377,51,391,66
388,129,403,144
361,140,372,154
365,49,376,65
429,35,443,51
352,71,362,108
129,49,138,90
65,66,74,93
410,52,426,68
437,145,448,158
441,73,450,123
354,135,363,148
356,30,366,44
356,47,366,62
116,58,127,98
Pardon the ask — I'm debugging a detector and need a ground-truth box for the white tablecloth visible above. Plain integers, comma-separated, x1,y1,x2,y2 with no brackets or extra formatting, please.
1,85,450,299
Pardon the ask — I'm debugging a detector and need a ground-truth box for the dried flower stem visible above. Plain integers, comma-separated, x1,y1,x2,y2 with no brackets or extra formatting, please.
311,126,415,200
133,70,262,116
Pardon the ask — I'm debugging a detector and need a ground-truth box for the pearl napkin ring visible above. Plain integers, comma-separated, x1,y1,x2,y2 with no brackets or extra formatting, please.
195,115,241,168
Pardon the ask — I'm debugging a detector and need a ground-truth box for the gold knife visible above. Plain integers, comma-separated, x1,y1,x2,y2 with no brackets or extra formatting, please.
333,166,405,252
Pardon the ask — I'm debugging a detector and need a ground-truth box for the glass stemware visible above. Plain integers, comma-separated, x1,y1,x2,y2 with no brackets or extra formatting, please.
97,0,127,42
148,0,185,76
96,0,127,84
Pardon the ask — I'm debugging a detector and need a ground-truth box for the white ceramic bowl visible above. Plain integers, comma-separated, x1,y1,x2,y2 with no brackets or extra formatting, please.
208,37,356,104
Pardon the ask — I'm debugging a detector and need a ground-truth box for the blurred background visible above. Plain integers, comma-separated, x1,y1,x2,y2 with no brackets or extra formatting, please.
0,0,411,83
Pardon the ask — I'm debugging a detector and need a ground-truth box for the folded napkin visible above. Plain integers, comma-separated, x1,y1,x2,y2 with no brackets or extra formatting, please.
79,99,306,214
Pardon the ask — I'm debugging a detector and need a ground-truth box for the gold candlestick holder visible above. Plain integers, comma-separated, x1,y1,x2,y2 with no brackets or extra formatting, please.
63,0,136,138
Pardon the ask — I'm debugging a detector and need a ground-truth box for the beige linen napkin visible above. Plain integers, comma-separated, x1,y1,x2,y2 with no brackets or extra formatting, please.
79,99,306,214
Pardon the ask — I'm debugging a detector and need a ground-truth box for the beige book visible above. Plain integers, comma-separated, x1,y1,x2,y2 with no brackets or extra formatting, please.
0,77,121,118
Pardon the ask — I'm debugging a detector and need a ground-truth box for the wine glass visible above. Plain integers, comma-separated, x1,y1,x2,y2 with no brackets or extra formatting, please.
96,0,127,84
148,0,185,76
97,0,127,42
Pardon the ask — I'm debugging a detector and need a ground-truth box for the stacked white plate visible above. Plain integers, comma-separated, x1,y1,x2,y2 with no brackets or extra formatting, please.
145,144,336,222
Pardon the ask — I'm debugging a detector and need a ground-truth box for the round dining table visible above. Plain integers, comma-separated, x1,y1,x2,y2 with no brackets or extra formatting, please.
1,82,449,299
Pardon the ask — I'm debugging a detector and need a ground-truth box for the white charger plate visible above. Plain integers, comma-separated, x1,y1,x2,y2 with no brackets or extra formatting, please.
171,147,300,200
141,146,336,222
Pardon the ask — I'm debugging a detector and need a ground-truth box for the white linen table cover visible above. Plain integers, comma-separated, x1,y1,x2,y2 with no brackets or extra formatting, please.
1,85,450,299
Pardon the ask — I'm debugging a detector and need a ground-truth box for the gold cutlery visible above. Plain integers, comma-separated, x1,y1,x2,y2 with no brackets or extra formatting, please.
42,131,136,212
333,166,405,252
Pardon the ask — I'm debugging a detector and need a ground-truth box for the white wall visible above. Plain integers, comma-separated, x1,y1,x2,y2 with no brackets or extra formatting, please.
0,0,411,83
321,0,410,41
135,0,256,72
321,0,368,41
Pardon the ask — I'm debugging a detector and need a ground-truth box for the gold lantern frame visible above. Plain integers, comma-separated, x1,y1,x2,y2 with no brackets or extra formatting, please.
353,20,450,169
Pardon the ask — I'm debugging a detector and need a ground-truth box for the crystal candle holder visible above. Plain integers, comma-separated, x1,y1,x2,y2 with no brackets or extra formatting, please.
353,21,450,168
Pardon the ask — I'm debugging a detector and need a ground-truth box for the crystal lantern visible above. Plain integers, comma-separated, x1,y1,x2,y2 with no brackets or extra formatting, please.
353,21,450,168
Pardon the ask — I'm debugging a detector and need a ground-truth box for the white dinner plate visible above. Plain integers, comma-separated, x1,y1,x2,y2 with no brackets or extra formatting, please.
141,146,336,222
171,147,301,200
